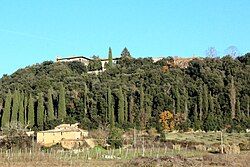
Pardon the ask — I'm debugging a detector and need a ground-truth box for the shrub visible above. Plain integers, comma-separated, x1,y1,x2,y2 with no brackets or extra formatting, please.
107,127,123,149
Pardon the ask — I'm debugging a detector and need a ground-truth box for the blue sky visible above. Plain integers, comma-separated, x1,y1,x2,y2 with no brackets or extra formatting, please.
0,0,250,76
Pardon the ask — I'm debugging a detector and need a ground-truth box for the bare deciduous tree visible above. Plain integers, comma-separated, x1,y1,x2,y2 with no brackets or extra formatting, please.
225,45,239,58
206,47,217,58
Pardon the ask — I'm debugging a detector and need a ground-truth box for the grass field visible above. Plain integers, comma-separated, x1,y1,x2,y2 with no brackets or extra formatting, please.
0,132,249,166
164,132,250,145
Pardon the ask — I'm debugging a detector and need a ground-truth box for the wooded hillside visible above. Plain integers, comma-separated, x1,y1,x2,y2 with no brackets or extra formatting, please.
0,50,249,132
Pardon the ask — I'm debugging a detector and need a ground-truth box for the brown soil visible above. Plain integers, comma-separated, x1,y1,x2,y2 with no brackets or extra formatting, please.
125,151,250,167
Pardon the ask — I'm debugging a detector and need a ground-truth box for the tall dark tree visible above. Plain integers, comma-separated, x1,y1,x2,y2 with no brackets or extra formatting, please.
121,47,131,58
118,87,124,124
37,92,44,127
145,94,152,126
124,93,128,123
183,87,189,119
236,98,241,119
247,95,250,118
203,85,209,119
129,95,135,123
193,103,200,130
11,89,20,123
28,94,34,127
139,84,145,128
174,86,181,113
18,91,25,125
84,83,88,115
47,88,55,121
229,77,236,119
108,47,113,67
24,95,28,124
198,89,203,121
2,89,12,126
108,87,114,127
58,83,66,119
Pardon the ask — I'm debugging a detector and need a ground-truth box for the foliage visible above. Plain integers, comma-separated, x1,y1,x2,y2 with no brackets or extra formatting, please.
159,111,174,132
107,127,123,148
0,50,249,132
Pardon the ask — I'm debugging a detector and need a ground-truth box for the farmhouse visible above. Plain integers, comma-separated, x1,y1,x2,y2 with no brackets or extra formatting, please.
37,123,88,147
56,56,92,65
56,55,198,71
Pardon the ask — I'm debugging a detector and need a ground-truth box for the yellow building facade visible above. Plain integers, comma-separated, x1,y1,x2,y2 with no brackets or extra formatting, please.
37,124,88,147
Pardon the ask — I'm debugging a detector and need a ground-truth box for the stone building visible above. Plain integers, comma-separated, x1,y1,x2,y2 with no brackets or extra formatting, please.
37,123,88,147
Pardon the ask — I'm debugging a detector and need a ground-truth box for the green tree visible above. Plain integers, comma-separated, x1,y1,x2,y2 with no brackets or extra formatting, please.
37,93,44,127
198,89,203,121
58,83,66,120
28,94,34,127
140,84,145,128
183,87,189,119
203,84,209,119
11,89,20,123
2,89,12,126
47,88,55,121
118,87,124,124
18,91,25,125
247,95,250,118
236,98,241,119
174,86,181,113
121,47,131,58
84,83,87,115
193,103,201,130
108,47,113,67
129,95,135,123
124,93,128,123
24,95,28,124
108,87,114,127
229,76,236,119
107,127,123,148
145,94,152,127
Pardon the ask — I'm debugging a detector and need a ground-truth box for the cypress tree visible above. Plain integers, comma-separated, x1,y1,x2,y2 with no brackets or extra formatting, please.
84,83,87,115
28,94,34,127
193,103,200,130
124,93,128,123
11,89,20,123
203,93,217,131
129,95,134,123
18,91,25,125
145,95,152,126
236,98,241,119
108,87,114,127
183,87,189,119
2,89,12,127
118,87,124,124
198,89,203,121
108,47,113,67
121,47,131,58
203,84,209,119
229,77,236,119
139,84,145,127
208,92,215,114
47,88,55,121
37,93,44,126
24,95,28,124
58,83,66,119
175,86,181,113
247,95,250,118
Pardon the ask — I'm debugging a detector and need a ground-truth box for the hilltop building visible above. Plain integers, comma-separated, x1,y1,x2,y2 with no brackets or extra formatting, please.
56,55,199,71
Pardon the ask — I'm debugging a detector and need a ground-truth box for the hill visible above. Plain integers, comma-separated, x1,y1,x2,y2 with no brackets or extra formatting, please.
0,53,249,132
